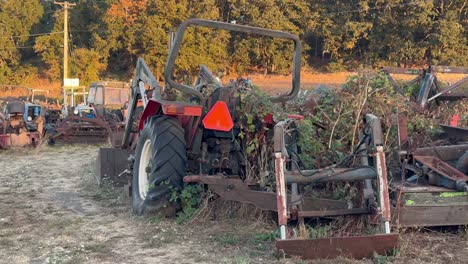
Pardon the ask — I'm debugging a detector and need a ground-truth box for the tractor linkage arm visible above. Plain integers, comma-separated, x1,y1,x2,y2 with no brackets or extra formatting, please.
121,58,161,149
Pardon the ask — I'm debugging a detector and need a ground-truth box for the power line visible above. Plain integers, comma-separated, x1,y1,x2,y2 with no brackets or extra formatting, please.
0,28,114,41
0,31,64,39
1,10,58,19
321,0,424,17
0,46,35,49
0,0,428,42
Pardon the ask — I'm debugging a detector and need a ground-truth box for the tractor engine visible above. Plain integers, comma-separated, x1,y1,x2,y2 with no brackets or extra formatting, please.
191,83,246,178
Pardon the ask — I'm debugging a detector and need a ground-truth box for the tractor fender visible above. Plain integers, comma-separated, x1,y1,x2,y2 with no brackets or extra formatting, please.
138,99,202,130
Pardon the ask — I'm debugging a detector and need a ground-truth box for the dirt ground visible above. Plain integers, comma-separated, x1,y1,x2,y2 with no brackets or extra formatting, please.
0,145,467,264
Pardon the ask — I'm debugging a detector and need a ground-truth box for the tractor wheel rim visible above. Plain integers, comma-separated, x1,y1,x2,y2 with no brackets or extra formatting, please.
138,139,152,200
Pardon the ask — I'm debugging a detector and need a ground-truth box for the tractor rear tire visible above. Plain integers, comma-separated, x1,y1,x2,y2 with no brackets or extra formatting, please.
132,115,187,215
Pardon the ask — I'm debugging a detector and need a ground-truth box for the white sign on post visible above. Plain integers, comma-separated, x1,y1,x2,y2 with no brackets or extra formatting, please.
64,78,80,87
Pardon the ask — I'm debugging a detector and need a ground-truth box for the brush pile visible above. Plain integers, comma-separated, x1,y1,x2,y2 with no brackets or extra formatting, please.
188,69,467,232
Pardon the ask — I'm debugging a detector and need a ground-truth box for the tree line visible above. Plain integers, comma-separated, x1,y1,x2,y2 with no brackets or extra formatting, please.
0,0,466,85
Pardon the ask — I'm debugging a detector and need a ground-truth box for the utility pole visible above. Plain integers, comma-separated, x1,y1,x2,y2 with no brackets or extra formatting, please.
54,1,76,106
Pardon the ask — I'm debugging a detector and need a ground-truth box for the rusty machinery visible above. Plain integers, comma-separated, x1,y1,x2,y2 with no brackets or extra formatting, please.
379,67,468,227
391,113,468,227
382,66,468,108
96,19,399,260
0,100,43,148
49,81,129,145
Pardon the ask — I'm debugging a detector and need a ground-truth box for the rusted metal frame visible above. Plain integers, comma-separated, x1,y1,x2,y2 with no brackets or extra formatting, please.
276,234,399,259
365,114,391,234
164,18,302,103
395,112,410,183
276,114,397,259
206,181,347,212
381,67,422,98
406,75,422,86
416,73,435,108
62,115,109,126
183,175,250,189
381,68,407,96
439,125,468,141
427,76,468,101
9,131,40,147
272,120,292,239
122,58,159,148
275,151,288,239
183,174,349,212
414,155,468,191
297,208,369,218
52,116,112,142
396,112,409,149
413,144,468,161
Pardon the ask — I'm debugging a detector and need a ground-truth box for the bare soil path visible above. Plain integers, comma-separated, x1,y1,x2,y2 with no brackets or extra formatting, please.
0,145,274,264
0,145,467,264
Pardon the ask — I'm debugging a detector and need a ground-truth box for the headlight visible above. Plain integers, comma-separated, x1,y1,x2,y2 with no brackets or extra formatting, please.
73,109,79,115
27,116,32,121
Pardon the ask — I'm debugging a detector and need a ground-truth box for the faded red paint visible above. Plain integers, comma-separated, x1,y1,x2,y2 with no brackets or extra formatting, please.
376,148,391,222
275,153,288,226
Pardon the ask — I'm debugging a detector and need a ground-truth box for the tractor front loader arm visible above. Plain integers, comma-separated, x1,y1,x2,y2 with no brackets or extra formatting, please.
122,58,162,149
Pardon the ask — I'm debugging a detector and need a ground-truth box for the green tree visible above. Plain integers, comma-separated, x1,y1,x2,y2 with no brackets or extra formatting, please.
0,0,43,83
428,0,468,66
70,48,106,85
224,0,301,74
34,13,63,81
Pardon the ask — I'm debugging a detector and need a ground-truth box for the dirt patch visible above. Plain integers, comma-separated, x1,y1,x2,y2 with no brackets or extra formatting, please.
0,145,278,264
0,146,467,264
229,71,467,96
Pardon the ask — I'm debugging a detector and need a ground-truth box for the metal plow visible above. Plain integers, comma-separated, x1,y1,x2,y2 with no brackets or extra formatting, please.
51,115,111,144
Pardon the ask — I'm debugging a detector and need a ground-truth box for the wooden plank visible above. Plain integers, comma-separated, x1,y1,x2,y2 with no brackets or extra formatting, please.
402,192,468,206
382,67,421,75
394,185,457,193
431,65,468,74
395,204,468,227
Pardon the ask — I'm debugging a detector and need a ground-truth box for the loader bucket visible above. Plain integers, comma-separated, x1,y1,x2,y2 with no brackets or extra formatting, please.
276,233,399,259
96,148,132,187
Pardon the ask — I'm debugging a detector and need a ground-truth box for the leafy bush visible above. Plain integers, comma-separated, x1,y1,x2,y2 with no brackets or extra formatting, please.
170,184,204,224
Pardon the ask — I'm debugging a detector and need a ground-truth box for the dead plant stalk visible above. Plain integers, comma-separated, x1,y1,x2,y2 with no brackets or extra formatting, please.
328,101,343,149
351,80,370,151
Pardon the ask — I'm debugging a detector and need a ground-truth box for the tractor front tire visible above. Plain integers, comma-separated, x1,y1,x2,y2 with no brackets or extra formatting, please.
132,115,187,215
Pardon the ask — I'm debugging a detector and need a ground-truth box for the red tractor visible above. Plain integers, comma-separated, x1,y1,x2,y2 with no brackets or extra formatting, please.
101,19,302,214
98,19,398,259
